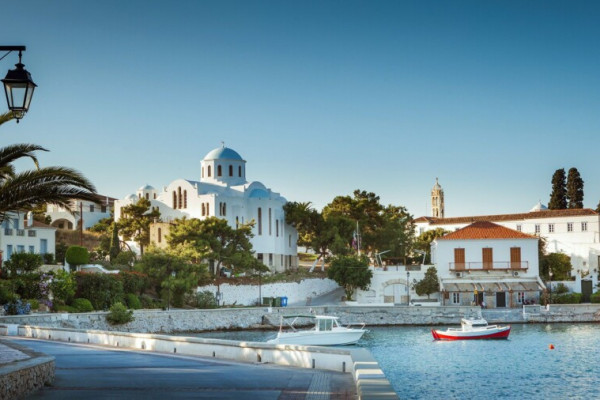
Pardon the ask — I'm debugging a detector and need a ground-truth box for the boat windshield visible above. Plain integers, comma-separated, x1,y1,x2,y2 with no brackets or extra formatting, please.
317,318,333,331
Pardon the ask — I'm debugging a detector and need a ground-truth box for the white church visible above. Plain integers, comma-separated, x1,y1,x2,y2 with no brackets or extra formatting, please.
114,145,298,272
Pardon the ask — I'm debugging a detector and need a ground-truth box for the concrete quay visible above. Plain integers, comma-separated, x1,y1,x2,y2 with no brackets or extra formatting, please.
0,340,55,400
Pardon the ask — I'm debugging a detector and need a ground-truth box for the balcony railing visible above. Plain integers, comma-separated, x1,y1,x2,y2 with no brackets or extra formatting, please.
4,228,13,235
449,261,529,272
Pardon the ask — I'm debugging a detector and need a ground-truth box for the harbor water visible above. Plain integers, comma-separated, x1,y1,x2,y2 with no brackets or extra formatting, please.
191,323,600,399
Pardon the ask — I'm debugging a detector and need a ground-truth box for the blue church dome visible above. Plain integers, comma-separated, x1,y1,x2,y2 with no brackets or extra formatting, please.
203,146,243,161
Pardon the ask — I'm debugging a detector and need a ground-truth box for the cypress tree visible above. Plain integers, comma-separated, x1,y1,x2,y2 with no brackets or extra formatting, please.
596,200,600,213
548,168,567,210
109,223,121,262
566,167,584,209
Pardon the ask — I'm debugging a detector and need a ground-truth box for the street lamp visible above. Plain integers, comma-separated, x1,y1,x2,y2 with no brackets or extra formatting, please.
1,46,36,122
406,270,410,305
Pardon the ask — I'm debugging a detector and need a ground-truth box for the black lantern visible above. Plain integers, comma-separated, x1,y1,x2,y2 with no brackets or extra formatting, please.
2,50,36,122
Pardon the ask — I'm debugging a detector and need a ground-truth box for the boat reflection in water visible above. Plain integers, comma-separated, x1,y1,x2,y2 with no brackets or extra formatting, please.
432,317,511,340
267,315,368,346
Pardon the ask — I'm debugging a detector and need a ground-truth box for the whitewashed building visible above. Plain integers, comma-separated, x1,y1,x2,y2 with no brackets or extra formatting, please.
114,145,298,272
0,211,56,265
45,195,116,230
432,221,544,308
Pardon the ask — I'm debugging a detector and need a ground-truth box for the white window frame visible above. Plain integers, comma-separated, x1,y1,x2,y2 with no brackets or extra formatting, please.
567,222,573,232
548,224,554,233
582,222,588,231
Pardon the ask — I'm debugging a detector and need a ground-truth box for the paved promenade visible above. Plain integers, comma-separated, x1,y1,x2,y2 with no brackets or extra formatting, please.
3,338,356,399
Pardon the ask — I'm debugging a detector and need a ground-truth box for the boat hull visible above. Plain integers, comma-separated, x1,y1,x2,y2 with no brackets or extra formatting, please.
267,329,366,346
432,326,511,340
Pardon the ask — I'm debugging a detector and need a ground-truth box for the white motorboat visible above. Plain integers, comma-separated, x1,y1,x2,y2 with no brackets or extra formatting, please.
267,315,367,346
432,317,511,340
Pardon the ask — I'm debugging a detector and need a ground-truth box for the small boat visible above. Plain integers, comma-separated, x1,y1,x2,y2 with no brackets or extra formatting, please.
431,317,510,340
267,315,367,346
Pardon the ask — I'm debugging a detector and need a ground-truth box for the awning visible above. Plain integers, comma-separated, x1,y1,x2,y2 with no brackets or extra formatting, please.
441,279,543,292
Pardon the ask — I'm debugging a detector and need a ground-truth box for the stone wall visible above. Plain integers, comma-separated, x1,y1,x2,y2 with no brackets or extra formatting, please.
0,341,54,400
198,278,340,306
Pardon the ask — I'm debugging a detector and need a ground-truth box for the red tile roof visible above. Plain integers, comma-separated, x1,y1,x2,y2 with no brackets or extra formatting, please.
414,208,597,225
437,221,537,240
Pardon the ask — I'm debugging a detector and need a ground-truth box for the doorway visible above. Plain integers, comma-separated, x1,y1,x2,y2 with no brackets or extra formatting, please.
581,280,593,303
496,292,506,308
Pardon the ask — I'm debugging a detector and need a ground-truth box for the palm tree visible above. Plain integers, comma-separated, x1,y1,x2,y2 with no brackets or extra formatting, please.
0,112,97,223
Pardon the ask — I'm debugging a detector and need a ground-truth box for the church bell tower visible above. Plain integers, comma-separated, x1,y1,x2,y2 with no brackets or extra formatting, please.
431,178,444,218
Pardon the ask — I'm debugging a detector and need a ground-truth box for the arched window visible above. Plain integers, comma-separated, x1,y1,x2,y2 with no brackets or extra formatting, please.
178,187,182,209
206,202,210,216
145,193,149,200
208,165,211,177
238,165,242,177
172,191,177,208
229,165,233,176
153,193,156,199
217,165,222,177
202,203,205,216
258,208,262,235
184,190,187,208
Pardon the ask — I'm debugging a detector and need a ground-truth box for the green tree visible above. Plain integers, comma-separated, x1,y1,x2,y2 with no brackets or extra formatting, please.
372,205,414,265
65,245,90,268
413,228,450,264
167,217,267,276
596,200,600,213
566,167,584,209
540,253,572,281
414,266,440,299
118,198,160,255
135,248,210,307
326,255,372,301
548,168,567,210
49,270,76,306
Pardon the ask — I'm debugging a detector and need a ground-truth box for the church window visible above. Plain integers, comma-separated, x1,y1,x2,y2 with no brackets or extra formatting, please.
158,228,162,243
145,193,149,200
202,203,205,216
208,166,211,177
567,223,573,232
178,187,182,209
172,192,177,208
258,208,262,235
548,224,554,233
184,191,187,208
206,203,210,216
229,165,233,176
217,165,222,177
269,208,272,235
582,222,588,231
238,166,242,177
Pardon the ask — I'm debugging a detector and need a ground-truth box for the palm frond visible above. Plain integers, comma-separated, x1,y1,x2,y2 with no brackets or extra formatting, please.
0,144,48,175
0,112,14,127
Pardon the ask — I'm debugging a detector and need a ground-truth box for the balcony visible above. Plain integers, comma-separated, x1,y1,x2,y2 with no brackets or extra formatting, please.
449,261,529,273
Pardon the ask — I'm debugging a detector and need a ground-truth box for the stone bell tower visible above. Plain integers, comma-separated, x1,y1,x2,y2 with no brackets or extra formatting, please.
431,178,445,218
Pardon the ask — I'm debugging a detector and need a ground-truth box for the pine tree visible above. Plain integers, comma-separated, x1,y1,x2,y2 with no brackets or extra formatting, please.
566,167,584,209
548,168,567,210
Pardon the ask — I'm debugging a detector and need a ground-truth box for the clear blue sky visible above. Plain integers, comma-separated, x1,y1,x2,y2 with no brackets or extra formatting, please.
1,1,599,218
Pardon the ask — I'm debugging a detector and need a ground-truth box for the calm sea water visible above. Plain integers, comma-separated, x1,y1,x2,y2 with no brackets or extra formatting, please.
185,323,600,399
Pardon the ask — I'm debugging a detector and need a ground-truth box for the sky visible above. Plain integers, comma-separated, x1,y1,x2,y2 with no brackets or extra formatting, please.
1,1,599,218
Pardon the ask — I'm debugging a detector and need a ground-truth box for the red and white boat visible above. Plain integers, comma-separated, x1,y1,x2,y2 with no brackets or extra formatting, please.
432,317,510,340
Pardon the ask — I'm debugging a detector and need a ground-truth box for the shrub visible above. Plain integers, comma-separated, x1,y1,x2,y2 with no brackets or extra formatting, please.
65,246,90,267
3,253,43,276
54,304,78,313
4,299,31,315
140,294,162,309
72,298,94,312
187,290,217,309
27,298,40,310
553,283,569,295
119,271,149,295
42,253,55,264
552,292,582,304
125,293,142,310
75,272,124,310
0,280,17,304
106,302,134,325
591,292,600,304
49,270,76,306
